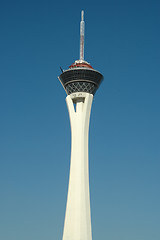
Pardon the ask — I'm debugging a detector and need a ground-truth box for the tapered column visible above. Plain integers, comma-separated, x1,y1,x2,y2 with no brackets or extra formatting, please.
62,92,93,240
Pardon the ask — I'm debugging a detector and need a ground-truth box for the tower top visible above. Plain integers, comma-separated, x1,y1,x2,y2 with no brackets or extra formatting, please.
58,11,103,96
81,10,84,21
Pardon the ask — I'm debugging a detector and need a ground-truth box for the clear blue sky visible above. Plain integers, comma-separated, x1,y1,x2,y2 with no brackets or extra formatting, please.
0,0,160,239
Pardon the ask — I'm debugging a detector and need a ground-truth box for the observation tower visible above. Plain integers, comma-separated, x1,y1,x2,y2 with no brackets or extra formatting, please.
58,11,103,240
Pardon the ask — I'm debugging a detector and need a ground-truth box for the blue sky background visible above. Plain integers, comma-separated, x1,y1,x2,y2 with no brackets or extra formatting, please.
0,0,160,239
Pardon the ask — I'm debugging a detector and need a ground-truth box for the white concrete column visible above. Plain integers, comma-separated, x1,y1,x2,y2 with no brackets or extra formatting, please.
62,92,93,240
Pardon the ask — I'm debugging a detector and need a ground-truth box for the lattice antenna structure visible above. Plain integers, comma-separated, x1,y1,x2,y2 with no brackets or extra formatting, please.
80,10,85,61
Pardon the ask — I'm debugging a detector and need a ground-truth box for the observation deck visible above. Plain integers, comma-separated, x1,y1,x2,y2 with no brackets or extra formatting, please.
59,60,103,95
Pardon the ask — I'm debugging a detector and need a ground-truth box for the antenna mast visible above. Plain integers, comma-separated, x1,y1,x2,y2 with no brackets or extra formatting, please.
80,10,85,61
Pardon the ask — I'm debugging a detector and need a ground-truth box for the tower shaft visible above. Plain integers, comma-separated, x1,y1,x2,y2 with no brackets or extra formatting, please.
62,93,93,240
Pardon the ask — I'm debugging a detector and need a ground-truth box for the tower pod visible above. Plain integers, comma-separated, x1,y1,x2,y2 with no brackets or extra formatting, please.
59,63,103,95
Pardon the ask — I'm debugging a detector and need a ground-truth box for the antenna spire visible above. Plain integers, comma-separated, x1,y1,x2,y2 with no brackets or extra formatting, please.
80,10,85,61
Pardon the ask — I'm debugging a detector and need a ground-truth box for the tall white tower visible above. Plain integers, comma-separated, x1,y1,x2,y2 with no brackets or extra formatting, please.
58,11,103,240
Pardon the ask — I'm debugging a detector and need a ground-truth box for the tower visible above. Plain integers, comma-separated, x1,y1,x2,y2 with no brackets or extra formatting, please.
58,11,103,240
